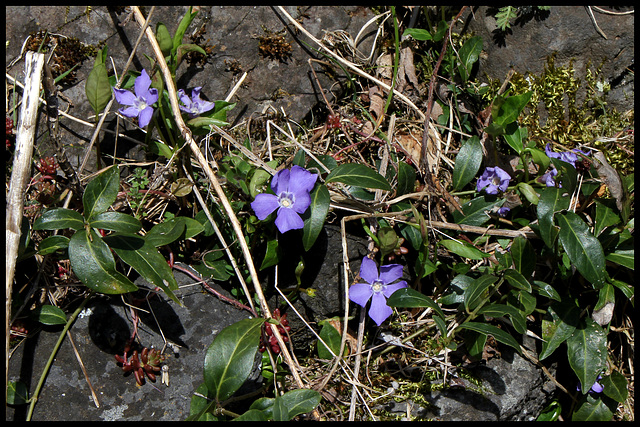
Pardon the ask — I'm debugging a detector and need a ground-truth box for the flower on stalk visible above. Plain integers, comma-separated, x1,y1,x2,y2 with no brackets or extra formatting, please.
545,143,591,168
251,165,318,233
113,69,158,128
577,375,604,394
476,166,511,195
349,257,408,326
538,166,560,187
177,87,215,118
497,206,511,217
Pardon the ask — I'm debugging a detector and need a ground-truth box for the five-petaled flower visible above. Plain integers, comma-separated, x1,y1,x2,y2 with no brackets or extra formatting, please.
113,69,158,128
177,87,215,118
349,257,408,326
545,143,591,168
476,166,511,195
251,165,318,233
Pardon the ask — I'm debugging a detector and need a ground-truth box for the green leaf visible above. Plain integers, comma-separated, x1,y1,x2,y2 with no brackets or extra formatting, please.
199,256,234,282
567,318,607,395
203,318,264,403
531,280,561,302
594,200,620,237
525,147,550,172
386,287,445,320
457,36,482,83
6,381,29,405
452,195,504,226
503,268,532,292
557,212,607,288
440,239,490,260
188,383,218,421
502,123,527,155
302,184,330,251
260,238,281,270
452,136,482,191
537,187,570,248
605,248,634,270
550,157,577,195
458,322,522,354
155,22,173,57
37,235,70,255
464,274,498,312
478,303,527,334
317,322,342,360
187,116,230,129
34,305,67,325
68,229,138,294
536,400,561,421
85,62,112,118
306,154,337,174
516,182,538,205
510,235,535,278
396,161,416,196
572,394,614,421
277,389,322,420
506,289,536,316
145,218,187,247
103,233,179,304
492,92,533,127
438,274,474,305
33,208,85,231
464,330,487,360
402,27,432,41
172,6,198,53
539,301,580,360
88,211,142,233
234,409,269,421
601,371,628,403
83,166,120,221
325,163,391,191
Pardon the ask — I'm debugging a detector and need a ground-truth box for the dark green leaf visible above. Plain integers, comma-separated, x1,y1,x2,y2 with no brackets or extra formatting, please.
537,187,569,248
452,195,504,226
502,123,527,155
306,154,337,174
571,394,613,421
516,182,538,205
594,200,620,237
550,157,577,195
601,371,628,403
89,211,142,233
507,289,536,316
478,303,526,334
531,280,561,302
37,235,70,255
402,28,432,41
85,62,112,118
83,166,120,221
145,218,187,247
438,274,474,305
557,212,607,288
203,318,264,403
325,163,391,191
568,318,607,395
260,238,281,270
34,305,67,325
540,302,580,360
452,136,482,191
302,184,330,251
155,22,173,57
277,389,322,419
33,208,84,231
463,274,498,312
536,400,561,421
200,256,234,282
503,268,532,292
605,249,634,270
464,330,486,360
234,409,269,421
387,288,445,320
440,239,490,260
396,161,416,196
317,322,342,360
458,322,522,354
492,91,532,126
68,229,138,294
457,36,482,82
188,382,218,421
510,235,535,278
103,233,179,304
6,381,29,405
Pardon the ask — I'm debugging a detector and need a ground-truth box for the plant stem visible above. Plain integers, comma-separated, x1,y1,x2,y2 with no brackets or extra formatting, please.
26,292,93,421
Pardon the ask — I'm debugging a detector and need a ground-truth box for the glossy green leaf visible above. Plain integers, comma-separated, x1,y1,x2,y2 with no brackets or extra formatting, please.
507,289,536,316
6,381,29,405
249,396,275,417
531,280,561,302
199,256,234,282
537,187,569,248
145,218,186,247
234,409,269,421
605,249,634,270
492,91,532,126
402,27,432,41
260,238,280,270
452,136,482,191
187,116,230,129
306,154,337,174
440,239,490,260
317,322,342,360
457,36,482,82
396,161,416,196
172,6,198,52
203,318,264,403
302,184,330,251
525,146,550,172
325,163,391,191
464,274,498,312
85,62,112,118
33,208,84,231
452,195,504,226
83,166,120,221
103,233,179,304
458,321,522,354
478,303,526,334
68,229,138,294
502,123,527,155
594,200,620,237
516,182,538,205
601,371,628,403
438,274,474,305
557,212,607,288
503,268,532,292
510,235,535,278
188,382,218,421
539,301,580,360
567,318,607,395
89,211,142,233
387,288,445,320
37,235,70,255
464,329,487,360
571,394,614,421
34,305,67,325
536,400,561,421
550,158,577,195
277,389,322,420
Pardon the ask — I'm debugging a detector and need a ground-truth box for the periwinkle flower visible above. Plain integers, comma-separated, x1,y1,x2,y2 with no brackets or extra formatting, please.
476,166,511,195
251,165,318,233
497,206,511,217
113,69,158,128
177,87,215,118
545,143,591,168
577,375,604,394
539,166,560,187
349,257,408,326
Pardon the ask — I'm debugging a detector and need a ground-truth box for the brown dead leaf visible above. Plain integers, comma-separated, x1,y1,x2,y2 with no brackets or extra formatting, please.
328,319,358,355
593,151,627,214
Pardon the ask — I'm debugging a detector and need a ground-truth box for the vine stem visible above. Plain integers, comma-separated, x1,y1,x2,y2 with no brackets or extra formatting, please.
129,6,307,393
26,292,93,421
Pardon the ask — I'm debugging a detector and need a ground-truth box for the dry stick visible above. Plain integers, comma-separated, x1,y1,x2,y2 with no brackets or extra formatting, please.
66,331,100,408
129,6,307,392
6,51,45,390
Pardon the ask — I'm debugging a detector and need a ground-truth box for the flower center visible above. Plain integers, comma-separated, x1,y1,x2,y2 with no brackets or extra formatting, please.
134,97,148,111
278,191,295,208
492,175,502,186
371,280,384,293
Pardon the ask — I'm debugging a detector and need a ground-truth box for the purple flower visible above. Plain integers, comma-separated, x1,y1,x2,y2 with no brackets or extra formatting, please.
497,206,511,217
476,166,511,195
349,257,408,326
545,144,591,168
538,166,560,187
113,69,158,128
251,165,318,233
577,375,604,394
177,87,215,118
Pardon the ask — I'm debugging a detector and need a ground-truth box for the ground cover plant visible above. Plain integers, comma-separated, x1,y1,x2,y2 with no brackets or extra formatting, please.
6,6,634,421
